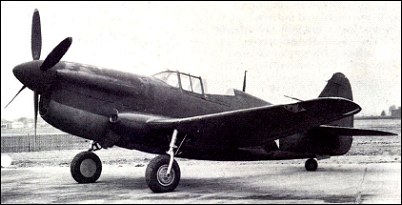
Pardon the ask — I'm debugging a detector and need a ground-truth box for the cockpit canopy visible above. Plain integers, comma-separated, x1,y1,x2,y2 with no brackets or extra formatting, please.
153,70,205,95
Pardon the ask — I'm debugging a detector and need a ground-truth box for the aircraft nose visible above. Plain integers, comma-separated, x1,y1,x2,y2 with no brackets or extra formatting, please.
13,62,33,83
13,60,54,93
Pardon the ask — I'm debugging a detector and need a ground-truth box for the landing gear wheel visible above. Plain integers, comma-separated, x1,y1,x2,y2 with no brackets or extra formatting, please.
146,155,181,193
71,151,102,183
305,158,318,171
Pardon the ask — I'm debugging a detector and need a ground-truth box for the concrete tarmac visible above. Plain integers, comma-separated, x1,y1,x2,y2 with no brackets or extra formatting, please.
1,159,400,204
3,118,400,203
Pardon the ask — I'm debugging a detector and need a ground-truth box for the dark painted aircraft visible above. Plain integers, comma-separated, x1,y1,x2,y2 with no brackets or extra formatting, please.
5,9,395,192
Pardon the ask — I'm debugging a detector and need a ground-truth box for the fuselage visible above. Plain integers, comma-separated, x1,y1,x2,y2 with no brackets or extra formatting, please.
19,61,268,154
13,60,354,161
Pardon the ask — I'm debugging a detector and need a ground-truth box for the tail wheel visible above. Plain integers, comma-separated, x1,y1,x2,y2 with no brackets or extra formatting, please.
70,151,102,183
305,158,318,171
145,155,180,193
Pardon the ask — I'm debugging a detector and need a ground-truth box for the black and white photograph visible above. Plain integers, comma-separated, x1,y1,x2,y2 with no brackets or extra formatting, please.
1,1,401,203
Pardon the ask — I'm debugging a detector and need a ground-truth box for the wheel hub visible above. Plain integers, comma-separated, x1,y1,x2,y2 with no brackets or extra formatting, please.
157,164,175,186
80,158,97,178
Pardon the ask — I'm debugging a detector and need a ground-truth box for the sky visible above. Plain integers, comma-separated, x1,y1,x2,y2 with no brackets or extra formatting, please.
1,1,401,120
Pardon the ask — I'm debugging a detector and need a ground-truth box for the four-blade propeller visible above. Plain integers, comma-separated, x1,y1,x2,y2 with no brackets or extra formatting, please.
4,9,73,137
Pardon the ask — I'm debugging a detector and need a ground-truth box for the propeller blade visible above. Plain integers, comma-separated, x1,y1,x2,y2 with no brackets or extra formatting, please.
31,9,42,60
34,91,39,138
4,85,26,109
40,37,72,71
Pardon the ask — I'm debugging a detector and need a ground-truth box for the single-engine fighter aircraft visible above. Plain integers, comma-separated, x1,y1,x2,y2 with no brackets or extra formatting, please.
5,9,396,193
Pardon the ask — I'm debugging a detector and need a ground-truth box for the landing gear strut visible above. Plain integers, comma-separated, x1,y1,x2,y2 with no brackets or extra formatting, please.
305,158,318,171
88,140,102,152
146,129,181,192
70,141,102,183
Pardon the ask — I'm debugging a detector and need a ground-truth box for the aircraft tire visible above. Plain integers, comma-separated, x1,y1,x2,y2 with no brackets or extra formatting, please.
145,155,180,193
305,158,318,171
70,151,102,183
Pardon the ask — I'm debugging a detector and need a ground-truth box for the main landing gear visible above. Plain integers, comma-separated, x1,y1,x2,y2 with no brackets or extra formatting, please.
70,130,183,193
146,129,181,192
305,158,318,171
145,155,180,193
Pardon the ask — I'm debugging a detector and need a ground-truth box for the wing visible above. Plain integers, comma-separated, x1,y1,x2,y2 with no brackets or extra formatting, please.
146,97,361,148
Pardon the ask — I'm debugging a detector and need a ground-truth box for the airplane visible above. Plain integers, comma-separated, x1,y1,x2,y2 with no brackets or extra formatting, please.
5,9,395,193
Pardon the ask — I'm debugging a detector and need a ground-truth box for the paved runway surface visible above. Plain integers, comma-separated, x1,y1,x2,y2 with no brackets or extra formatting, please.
1,119,401,203
1,158,400,203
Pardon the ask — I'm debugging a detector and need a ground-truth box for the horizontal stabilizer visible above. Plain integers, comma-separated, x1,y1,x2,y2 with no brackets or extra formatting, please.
312,125,397,136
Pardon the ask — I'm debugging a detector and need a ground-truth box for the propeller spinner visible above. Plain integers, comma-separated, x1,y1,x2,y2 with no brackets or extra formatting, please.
4,9,73,137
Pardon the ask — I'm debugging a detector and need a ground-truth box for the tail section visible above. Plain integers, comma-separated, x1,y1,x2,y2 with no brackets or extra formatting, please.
273,72,396,158
277,72,396,158
280,73,355,155
319,72,353,128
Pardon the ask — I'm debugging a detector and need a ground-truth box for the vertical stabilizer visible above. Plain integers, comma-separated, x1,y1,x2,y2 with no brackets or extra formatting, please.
319,72,353,127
